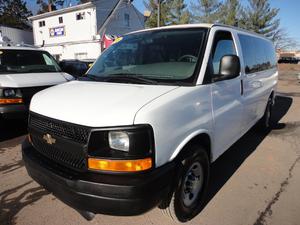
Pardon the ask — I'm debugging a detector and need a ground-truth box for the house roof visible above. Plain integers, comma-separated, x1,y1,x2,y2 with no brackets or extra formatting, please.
28,2,95,21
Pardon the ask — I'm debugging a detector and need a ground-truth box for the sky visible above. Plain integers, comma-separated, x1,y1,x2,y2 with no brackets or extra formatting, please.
25,0,300,44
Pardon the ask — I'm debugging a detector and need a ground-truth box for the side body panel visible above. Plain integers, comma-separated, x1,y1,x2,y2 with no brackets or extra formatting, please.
255,69,278,118
134,85,213,167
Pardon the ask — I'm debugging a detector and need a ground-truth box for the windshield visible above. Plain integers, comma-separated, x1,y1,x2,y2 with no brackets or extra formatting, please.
87,28,207,85
0,49,61,74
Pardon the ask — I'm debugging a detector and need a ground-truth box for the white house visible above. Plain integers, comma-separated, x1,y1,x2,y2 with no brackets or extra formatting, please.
29,0,144,61
0,26,33,46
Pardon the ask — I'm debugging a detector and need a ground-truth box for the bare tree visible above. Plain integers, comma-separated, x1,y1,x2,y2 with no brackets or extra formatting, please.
272,28,299,51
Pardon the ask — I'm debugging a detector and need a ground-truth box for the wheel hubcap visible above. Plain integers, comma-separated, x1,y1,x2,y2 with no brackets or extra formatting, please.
181,162,204,207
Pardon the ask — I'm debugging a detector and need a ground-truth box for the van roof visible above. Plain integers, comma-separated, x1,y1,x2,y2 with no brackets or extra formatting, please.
128,23,214,34
128,23,269,41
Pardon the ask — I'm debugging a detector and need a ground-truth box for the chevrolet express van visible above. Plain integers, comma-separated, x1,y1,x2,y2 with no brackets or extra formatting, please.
0,46,73,119
22,24,278,222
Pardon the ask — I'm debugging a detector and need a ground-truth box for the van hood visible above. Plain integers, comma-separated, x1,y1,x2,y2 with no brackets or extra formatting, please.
30,81,178,127
0,72,72,88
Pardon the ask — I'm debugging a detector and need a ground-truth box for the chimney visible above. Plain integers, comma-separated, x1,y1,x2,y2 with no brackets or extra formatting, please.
48,4,57,12
48,4,52,12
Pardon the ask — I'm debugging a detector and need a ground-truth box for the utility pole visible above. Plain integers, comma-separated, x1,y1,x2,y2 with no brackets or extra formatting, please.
157,0,160,27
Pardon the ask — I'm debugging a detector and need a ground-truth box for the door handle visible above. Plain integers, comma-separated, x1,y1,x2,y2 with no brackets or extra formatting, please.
240,80,244,95
247,73,257,78
249,81,263,88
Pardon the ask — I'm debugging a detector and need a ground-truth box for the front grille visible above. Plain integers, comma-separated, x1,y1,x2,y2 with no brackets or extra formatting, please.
31,135,86,171
29,113,90,144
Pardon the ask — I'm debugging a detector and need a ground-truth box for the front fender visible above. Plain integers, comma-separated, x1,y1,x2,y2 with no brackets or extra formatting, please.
170,129,212,161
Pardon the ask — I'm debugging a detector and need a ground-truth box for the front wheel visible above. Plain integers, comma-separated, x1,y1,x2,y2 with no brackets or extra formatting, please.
159,145,210,222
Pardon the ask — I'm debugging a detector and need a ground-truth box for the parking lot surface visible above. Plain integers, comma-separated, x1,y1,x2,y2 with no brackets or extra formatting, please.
1,64,300,225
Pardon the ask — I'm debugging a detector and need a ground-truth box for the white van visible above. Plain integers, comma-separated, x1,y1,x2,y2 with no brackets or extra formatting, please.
0,46,73,119
22,24,278,222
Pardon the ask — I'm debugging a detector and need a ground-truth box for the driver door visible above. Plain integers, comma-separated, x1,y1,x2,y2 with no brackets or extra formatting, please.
208,30,244,158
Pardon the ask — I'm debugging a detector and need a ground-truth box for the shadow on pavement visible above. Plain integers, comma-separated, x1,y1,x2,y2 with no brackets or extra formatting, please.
0,159,24,174
0,118,28,143
202,95,293,213
0,181,49,225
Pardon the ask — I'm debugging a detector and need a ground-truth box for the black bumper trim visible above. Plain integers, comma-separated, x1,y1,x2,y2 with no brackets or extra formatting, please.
0,104,27,119
22,139,175,216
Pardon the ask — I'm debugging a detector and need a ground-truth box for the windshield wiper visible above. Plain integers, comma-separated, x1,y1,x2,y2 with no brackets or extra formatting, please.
103,74,158,85
85,74,105,81
26,69,55,73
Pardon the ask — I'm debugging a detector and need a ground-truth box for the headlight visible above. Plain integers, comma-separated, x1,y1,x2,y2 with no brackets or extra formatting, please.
88,125,154,172
1,88,22,98
3,89,16,97
0,88,23,104
108,131,129,152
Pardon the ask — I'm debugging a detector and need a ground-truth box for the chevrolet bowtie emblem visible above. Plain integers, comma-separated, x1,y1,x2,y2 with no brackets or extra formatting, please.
43,134,56,145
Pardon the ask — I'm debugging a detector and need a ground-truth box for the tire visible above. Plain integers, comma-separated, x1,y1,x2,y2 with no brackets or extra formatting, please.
159,145,210,222
257,96,273,131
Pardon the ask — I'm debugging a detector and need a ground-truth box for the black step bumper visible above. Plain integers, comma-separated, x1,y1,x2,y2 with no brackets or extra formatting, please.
22,138,175,216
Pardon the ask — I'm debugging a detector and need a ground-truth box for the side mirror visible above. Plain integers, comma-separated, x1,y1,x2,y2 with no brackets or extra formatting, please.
213,55,241,82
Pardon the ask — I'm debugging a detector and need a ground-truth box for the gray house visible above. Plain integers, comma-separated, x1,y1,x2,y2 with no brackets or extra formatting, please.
0,26,33,46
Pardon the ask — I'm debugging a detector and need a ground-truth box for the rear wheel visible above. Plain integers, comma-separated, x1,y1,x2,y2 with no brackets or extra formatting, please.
159,145,210,222
258,96,273,131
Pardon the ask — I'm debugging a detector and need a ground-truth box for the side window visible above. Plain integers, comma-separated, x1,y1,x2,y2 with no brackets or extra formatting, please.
39,21,45,27
42,53,53,65
266,42,277,68
239,35,255,73
210,31,236,75
76,12,85,20
239,34,277,74
124,13,130,27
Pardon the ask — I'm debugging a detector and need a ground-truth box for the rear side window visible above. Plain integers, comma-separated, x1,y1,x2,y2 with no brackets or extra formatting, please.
238,34,277,74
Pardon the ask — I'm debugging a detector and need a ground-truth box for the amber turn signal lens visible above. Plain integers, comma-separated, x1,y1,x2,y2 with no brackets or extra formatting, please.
88,157,152,172
0,98,23,104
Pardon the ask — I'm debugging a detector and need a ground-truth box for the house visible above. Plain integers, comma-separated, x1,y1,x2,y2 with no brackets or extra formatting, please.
28,0,144,61
277,50,300,59
0,26,33,46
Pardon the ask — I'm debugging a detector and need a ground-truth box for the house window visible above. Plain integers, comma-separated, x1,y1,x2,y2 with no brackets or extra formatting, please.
124,13,130,27
39,21,46,27
76,12,85,20
59,16,63,24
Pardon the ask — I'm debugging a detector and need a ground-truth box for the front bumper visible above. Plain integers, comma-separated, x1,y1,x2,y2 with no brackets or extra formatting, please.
22,138,175,216
0,104,27,119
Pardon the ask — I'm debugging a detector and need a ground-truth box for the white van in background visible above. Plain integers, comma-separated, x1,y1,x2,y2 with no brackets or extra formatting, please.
22,24,278,222
0,46,73,119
